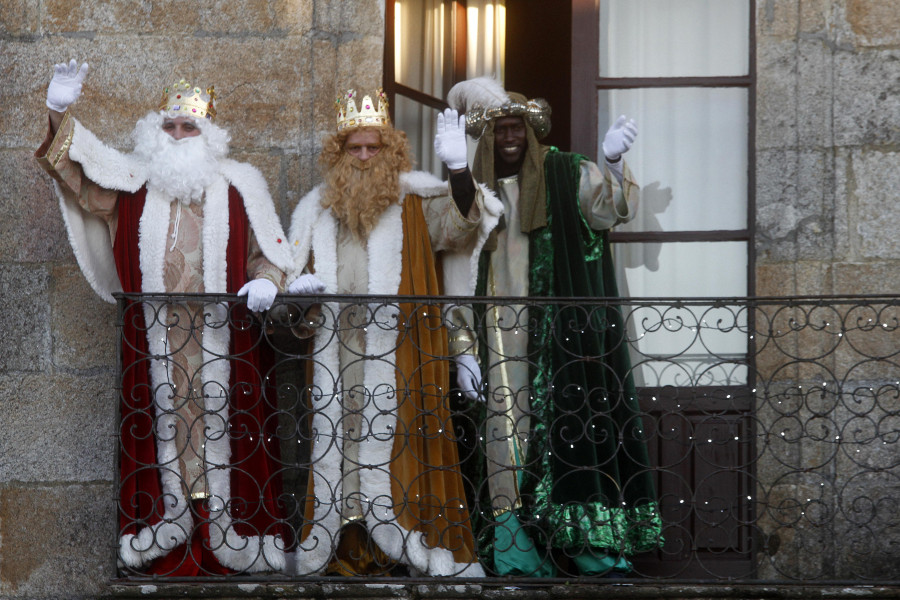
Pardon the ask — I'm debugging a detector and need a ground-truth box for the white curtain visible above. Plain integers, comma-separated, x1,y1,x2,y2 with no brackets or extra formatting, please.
465,0,505,80
599,0,749,78
393,0,505,176
599,0,751,386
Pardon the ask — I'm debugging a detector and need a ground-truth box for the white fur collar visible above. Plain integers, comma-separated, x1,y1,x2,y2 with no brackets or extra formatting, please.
286,176,493,577
60,120,293,302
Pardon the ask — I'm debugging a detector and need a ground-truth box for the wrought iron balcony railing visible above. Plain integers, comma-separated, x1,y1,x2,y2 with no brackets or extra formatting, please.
113,293,900,582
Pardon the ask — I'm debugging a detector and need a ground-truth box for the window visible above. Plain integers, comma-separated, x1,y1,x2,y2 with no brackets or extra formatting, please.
384,0,505,176
579,0,757,578
594,0,755,388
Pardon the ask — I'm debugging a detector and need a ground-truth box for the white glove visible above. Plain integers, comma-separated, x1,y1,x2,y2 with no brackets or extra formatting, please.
434,108,468,170
47,59,89,113
288,273,326,295
601,115,637,162
237,278,278,312
455,354,484,402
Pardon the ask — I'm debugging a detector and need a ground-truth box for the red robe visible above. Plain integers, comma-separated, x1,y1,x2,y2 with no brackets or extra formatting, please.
37,113,295,574
114,186,290,575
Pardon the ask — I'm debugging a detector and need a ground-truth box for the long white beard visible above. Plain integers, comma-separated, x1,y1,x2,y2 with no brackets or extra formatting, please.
132,113,229,204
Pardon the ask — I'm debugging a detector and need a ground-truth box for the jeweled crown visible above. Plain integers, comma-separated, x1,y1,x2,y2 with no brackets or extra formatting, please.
336,88,390,132
159,79,216,120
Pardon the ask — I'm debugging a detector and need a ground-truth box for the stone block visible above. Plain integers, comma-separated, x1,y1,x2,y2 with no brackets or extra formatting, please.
799,0,830,34
833,50,900,148
274,0,315,32
0,150,72,263
796,38,834,148
0,0,40,37
795,154,835,262
0,40,132,150
0,264,50,373
311,38,341,135
832,149,853,262
0,42,90,149
314,0,384,36
51,264,117,370
0,483,114,598
758,0,830,38
756,149,834,264
42,0,311,36
756,262,835,297
846,0,900,47
756,149,798,258
0,371,116,483
758,0,799,38
5,34,312,150
756,263,798,296
756,40,799,150
336,35,384,101
754,479,836,580
756,0,832,38
850,150,900,259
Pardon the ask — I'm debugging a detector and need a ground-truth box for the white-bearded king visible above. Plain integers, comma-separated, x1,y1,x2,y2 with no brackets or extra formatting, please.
285,89,502,576
36,60,294,575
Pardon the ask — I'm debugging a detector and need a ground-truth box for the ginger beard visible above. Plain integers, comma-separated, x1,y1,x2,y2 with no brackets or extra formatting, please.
319,126,412,241
132,112,230,204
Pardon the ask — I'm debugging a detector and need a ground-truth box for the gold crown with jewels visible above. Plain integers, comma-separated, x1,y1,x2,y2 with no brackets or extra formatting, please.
335,88,390,132
158,79,217,120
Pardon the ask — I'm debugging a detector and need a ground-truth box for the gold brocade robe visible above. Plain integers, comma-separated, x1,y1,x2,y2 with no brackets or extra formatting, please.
287,171,502,576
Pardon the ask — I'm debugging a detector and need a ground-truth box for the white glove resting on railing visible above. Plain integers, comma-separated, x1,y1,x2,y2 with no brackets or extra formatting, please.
288,273,326,295
237,278,278,312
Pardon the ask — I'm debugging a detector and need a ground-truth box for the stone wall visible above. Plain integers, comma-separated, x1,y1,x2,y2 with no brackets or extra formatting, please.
755,0,900,581
756,0,900,297
0,1,384,598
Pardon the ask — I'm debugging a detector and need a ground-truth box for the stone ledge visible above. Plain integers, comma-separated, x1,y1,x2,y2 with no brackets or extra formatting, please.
103,580,900,600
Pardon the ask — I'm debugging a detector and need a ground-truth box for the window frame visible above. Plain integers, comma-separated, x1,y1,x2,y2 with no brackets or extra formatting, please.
383,0,469,120
574,0,757,297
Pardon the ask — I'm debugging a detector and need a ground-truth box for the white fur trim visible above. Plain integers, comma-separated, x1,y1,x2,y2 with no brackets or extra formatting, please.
287,186,484,576
58,122,291,570
221,159,294,275
56,117,147,303
69,119,147,193
118,178,286,572
287,184,324,278
54,181,123,303
294,202,344,574
201,177,231,293
400,170,446,199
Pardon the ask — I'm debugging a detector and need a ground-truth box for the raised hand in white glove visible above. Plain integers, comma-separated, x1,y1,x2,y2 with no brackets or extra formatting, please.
455,354,484,402
237,278,278,312
601,115,638,162
47,59,89,113
288,273,326,295
434,108,469,171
